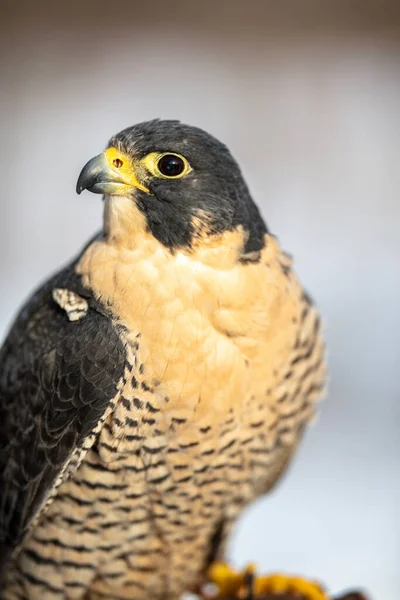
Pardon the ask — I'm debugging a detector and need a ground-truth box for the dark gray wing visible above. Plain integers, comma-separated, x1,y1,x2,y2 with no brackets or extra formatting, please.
0,262,126,571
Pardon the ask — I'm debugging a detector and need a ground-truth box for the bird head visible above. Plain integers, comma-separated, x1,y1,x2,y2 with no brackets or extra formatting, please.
77,120,267,256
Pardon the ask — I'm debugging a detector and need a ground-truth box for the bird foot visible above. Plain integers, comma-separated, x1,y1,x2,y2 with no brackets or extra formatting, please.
205,562,329,600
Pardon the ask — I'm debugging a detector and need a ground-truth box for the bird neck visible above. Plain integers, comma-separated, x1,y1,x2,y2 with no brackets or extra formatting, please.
103,195,152,250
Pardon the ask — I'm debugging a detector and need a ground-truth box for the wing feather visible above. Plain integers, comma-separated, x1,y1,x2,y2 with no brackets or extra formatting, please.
0,261,126,570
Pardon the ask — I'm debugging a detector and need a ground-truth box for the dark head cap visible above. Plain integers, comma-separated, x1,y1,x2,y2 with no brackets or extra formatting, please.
77,119,267,254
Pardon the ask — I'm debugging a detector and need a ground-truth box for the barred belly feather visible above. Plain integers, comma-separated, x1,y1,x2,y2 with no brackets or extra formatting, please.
2,231,325,600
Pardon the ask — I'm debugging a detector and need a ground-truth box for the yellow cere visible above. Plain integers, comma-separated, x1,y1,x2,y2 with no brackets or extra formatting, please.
103,147,150,194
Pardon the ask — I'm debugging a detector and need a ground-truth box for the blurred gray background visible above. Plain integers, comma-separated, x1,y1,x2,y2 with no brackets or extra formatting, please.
0,0,399,598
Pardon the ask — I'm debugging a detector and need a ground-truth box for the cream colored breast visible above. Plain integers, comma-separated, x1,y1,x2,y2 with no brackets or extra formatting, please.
76,224,301,423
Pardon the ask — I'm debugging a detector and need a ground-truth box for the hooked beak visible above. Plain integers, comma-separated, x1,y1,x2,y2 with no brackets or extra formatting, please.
76,147,149,195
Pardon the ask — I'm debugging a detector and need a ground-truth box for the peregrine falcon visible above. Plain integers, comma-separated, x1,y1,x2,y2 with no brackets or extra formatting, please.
0,120,326,599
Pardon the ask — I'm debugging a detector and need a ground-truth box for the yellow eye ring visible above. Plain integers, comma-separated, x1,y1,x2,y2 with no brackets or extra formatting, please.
141,152,192,180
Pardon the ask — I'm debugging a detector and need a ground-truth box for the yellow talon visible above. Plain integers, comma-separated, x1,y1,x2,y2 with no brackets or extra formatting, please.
254,573,328,600
207,562,244,596
208,562,330,599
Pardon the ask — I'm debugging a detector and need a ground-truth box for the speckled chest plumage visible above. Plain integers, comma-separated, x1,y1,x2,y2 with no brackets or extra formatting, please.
2,232,325,600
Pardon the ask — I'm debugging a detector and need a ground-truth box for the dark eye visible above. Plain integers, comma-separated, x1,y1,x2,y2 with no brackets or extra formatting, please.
157,154,186,178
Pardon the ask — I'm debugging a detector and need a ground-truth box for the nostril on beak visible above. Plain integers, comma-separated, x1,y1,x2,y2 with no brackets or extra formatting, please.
113,158,123,169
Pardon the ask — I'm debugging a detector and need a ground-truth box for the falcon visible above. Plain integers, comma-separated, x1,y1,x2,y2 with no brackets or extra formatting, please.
0,120,326,599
